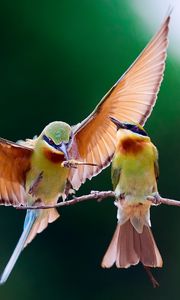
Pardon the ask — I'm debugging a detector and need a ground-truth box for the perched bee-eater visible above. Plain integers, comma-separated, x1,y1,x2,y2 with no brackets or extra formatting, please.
0,13,170,284
102,117,162,268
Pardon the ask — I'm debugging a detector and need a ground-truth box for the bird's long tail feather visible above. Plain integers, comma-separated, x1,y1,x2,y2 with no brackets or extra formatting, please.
0,209,39,285
0,207,59,285
24,208,59,247
101,220,162,268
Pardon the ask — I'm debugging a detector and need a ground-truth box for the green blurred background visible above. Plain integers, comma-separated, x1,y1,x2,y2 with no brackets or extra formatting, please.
0,0,180,299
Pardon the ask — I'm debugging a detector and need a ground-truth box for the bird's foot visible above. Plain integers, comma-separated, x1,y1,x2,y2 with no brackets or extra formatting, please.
149,193,161,206
114,193,126,206
90,190,102,202
61,160,78,168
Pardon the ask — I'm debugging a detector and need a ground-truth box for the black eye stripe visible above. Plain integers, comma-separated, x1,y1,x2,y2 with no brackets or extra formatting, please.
43,135,50,143
126,125,148,136
43,133,73,149
43,135,55,146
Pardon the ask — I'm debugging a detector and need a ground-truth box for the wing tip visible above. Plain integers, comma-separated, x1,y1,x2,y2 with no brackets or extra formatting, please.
139,9,171,126
165,5,173,20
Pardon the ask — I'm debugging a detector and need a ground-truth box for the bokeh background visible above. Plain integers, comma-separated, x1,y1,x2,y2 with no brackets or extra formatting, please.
0,0,180,299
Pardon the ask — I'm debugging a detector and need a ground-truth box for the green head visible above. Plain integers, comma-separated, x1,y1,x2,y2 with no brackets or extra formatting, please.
110,117,148,137
42,121,73,159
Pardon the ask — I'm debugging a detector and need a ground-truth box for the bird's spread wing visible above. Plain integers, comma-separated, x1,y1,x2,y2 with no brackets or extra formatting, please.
69,14,170,190
0,138,33,206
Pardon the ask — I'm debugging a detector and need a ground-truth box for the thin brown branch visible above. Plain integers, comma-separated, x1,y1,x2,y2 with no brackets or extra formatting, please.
147,196,180,207
14,191,180,210
16,191,115,210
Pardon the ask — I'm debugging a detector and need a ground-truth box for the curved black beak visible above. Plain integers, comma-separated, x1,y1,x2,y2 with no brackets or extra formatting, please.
58,143,69,160
109,116,126,130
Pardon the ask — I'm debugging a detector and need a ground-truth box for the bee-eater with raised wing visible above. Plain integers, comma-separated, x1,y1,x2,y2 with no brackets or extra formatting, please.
101,117,162,268
0,13,170,283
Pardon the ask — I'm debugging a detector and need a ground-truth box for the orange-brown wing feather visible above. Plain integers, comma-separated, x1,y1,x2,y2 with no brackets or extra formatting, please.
0,138,32,206
69,14,170,190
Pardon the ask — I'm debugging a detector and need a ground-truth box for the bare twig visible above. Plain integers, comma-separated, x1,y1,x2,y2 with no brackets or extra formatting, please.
14,191,180,210
147,196,180,207
16,191,115,210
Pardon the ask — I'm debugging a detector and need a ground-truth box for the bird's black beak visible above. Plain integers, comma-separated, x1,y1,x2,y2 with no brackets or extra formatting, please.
58,143,69,160
109,116,126,130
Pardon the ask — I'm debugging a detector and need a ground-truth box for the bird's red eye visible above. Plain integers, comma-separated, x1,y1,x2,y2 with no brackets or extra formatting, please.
49,139,54,145
43,135,55,146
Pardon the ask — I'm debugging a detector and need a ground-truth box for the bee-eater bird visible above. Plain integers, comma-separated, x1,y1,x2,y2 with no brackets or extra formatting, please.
101,117,162,268
0,13,170,283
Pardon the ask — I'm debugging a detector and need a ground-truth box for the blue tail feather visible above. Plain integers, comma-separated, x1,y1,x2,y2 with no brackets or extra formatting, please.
0,209,39,285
